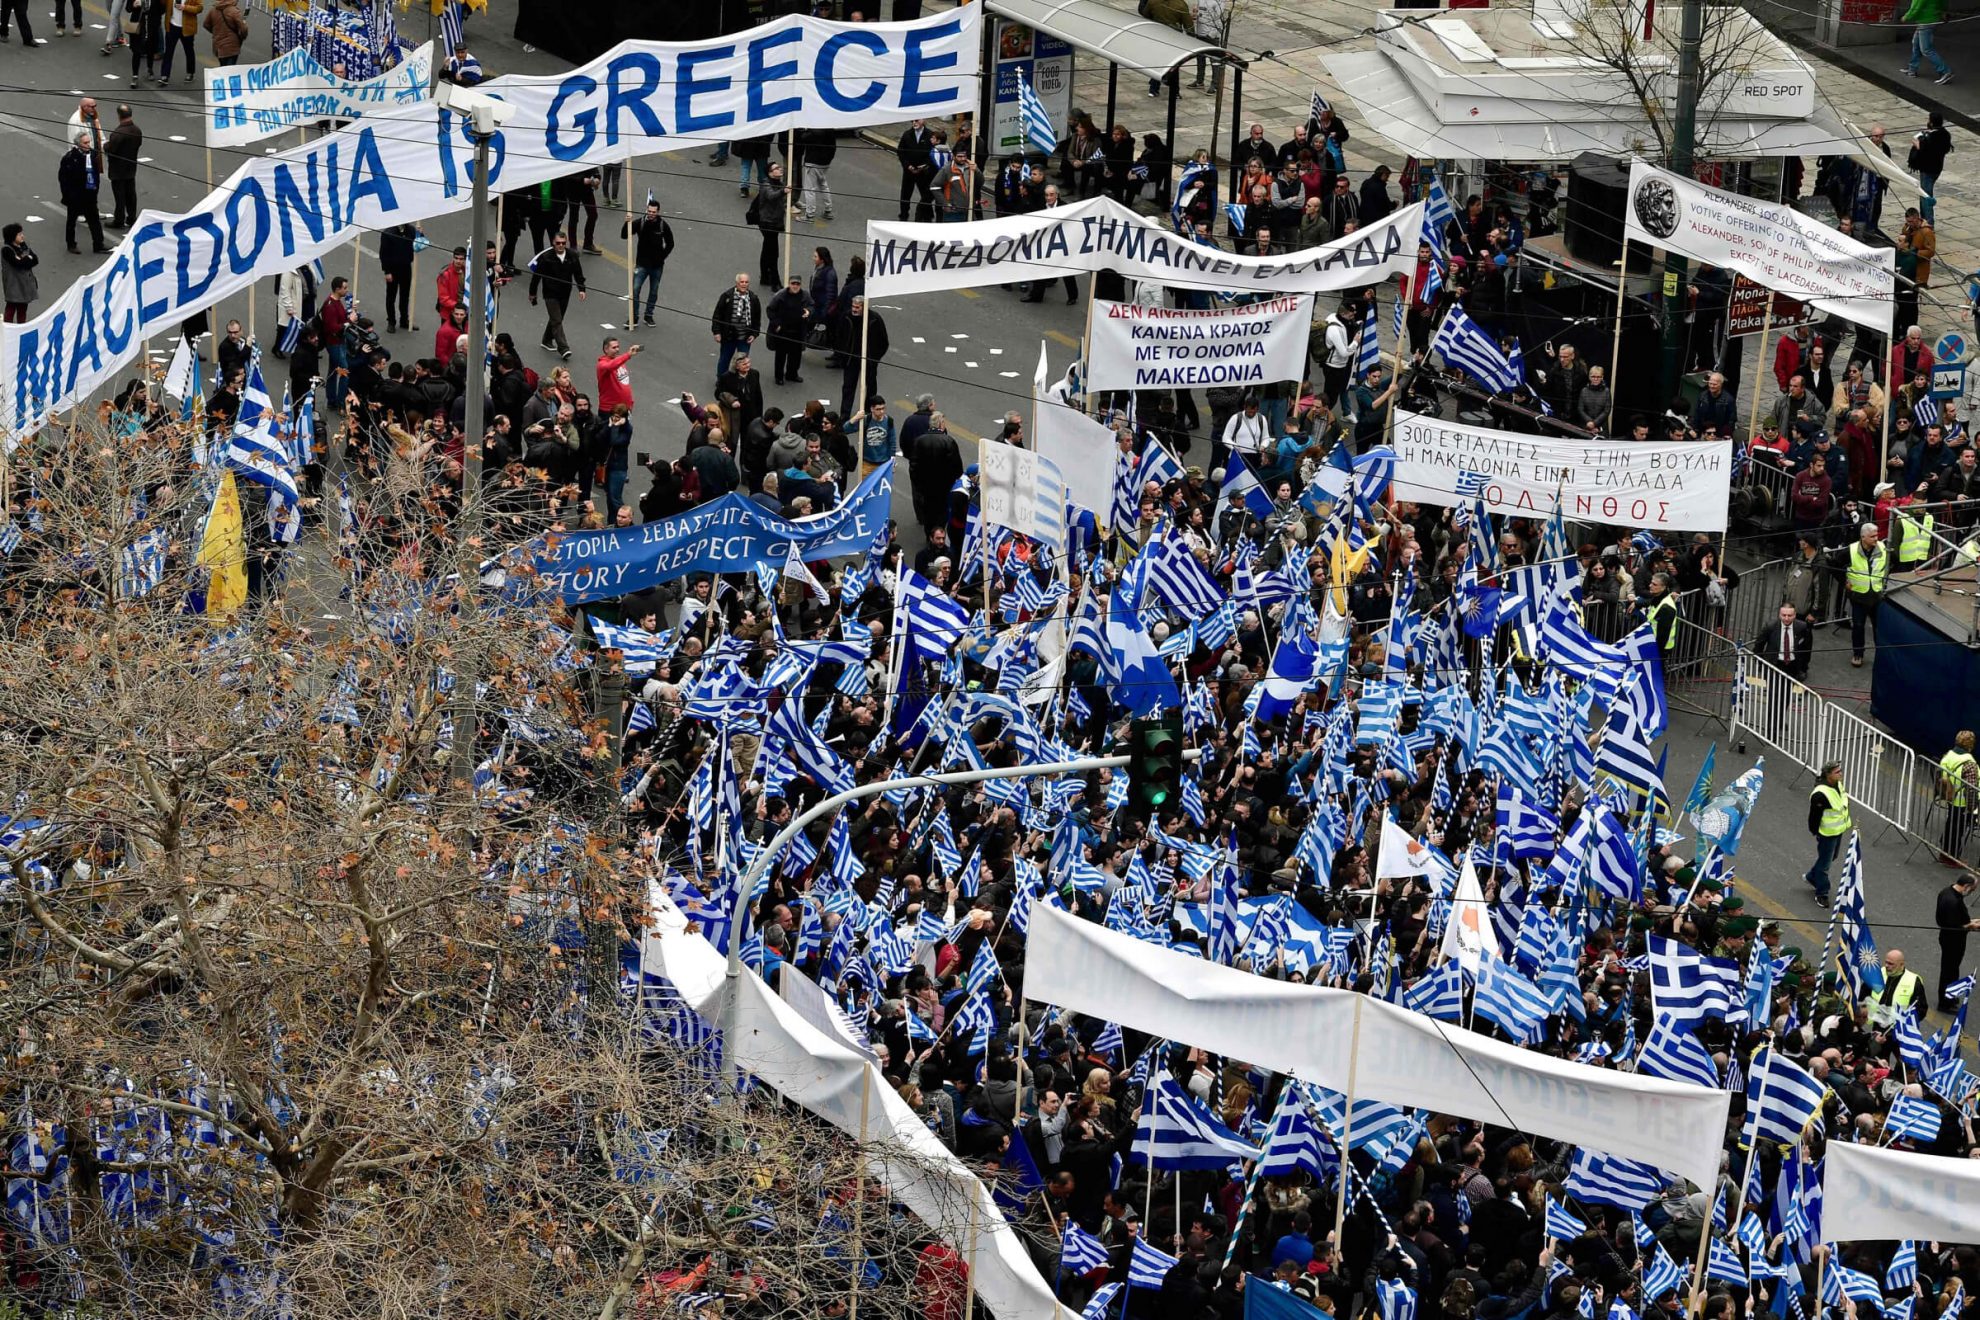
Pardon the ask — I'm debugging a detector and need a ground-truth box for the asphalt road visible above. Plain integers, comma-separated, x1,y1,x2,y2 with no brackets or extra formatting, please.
5,0,1967,1010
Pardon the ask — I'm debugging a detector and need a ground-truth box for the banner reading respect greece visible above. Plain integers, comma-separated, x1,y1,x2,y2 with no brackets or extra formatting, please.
525,462,893,603
1623,159,1894,334
1086,294,1313,390
204,41,435,149
1,9,980,435
864,196,1422,297
1391,410,1735,532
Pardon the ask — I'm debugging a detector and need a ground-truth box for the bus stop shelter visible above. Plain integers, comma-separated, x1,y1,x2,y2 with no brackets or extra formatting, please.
977,0,1245,206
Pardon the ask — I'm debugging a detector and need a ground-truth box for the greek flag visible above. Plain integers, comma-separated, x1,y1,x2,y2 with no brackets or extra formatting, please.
1887,1240,1918,1292
1472,957,1552,1043
1062,1221,1111,1275
1130,1071,1261,1170
1494,783,1560,859
439,0,465,55
1634,1013,1720,1089
1648,935,1741,1028
1594,703,1663,798
275,314,304,357
1423,171,1455,262
1083,1285,1124,1320
1142,532,1224,616
0,519,20,556
226,361,303,543
117,529,167,600
1257,1085,1332,1179
1641,1244,1686,1300
1402,960,1466,1021
1565,1147,1666,1211
1016,69,1058,155
1706,1236,1748,1285
1356,301,1382,381
1741,1044,1827,1147
1377,1278,1419,1320
1128,1236,1179,1288
901,571,972,662
1140,438,1186,491
1885,1093,1941,1143
1224,203,1247,235
1915,392,1941,432
1545,1197,1589,1242
1823,1265,1886,1309
1430,303,1523,393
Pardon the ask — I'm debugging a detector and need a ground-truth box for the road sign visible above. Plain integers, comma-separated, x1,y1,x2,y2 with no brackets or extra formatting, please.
1935,330,1968,364
1932,363,1967,400
1726,274,1812,338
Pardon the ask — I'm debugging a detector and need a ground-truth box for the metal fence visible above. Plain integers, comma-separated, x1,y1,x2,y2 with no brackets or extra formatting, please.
1727,649,1975,863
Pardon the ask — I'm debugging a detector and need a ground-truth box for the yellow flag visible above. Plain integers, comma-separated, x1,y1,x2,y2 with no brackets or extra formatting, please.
197,472,249,617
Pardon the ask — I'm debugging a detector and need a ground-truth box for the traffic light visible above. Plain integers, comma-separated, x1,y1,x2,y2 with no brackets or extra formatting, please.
1127,713,1184,812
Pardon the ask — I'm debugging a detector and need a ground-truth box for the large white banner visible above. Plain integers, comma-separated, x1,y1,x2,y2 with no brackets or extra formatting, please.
204,42,435,149
1087,294,1313,391
1623,159,1895,334
1821,1142,1980,1244
1027,903,1730,1192
1,8,980,434
1391,409,1735,532
643,888,1068,1320
864,196,1421,298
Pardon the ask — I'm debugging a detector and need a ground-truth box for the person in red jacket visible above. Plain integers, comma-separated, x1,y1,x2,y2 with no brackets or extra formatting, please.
596,335,642,414
434,245,466,324
1773,323,1810,391
912,1239,968,1320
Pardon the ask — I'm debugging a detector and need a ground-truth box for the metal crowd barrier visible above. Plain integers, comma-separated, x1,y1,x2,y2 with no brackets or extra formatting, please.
1727,648,1972,861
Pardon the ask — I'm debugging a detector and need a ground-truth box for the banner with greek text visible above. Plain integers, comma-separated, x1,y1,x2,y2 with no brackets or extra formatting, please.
1026,903,1729,1192
1087,294,1313,391
1821,1142,1980,1245
1623,159,1894,334
1,9,979,435
204,41,434,149
864,196,1421,297
1391,410,1735,532
526,462,893,602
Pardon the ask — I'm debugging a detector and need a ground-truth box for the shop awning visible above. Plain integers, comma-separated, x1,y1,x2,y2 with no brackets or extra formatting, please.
985,0,1237,80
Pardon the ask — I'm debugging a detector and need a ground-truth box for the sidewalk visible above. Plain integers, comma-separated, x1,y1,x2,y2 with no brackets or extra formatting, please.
931,0,1980,346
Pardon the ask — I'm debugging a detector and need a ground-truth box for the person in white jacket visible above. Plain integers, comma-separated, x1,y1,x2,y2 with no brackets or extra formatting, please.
272,266,315,359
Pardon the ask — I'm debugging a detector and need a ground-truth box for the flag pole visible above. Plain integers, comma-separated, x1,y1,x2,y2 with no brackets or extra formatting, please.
1082,275,1099,421
880,559,910,732
1385,275,1411,445
849,1065,870,1320
784,127,798,285
1745,301,1776,453
625,167,637,330
1329,995,1363,1248
1734,1030,1775,1217
961,1193,979,1320
1607,246,1630,435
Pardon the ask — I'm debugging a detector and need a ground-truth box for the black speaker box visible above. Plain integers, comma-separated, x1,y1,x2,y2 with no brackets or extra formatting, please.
1563,152,1632,267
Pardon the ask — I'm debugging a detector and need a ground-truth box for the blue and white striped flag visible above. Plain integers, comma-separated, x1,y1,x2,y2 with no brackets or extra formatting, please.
1565,1148,1666,1211
275,315,303,357
1257,1085,1332,1180
1634,1013,1720,1089
1742,1044,1828,1148
1130,1071,1260,1170
1429,303,1522,393
1062,1221,1111,1274
1885,1093,1941,1143
1423,171,1455,262
438,0,465,55
1128,1235,1178,1288
1016,69,1058,155
1544,1197,1588,1242
1883,1240,1919,1292
1357,301,1382,381
1648,935,1740,1028
117,529,167,600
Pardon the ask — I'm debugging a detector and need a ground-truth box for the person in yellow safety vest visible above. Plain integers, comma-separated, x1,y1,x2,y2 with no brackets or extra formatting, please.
1804,759,1852,907
1642,572,1680,653
1895,494,1937,572
1824,520,1890,669
1869,948,1925,1029
1941,729,1979,864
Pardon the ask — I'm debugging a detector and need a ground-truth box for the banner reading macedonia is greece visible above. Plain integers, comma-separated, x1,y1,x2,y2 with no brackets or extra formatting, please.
864,196,1422,296
1,9,981,435
1392,409,1735,532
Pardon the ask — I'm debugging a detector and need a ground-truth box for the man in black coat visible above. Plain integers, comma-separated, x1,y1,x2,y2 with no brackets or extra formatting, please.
621,200,675,328
526,233,586,360
906,410,963,533
1753,602,1813,681
710,273,762,379
836,297,889,419
104,104,141,229
1937,873,1979,1010
896,119,935,221
59,128,109,254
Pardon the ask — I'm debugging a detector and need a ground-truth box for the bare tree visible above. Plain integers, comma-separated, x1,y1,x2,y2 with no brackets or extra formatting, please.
0,408,974,1317
1569,0,1792,163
